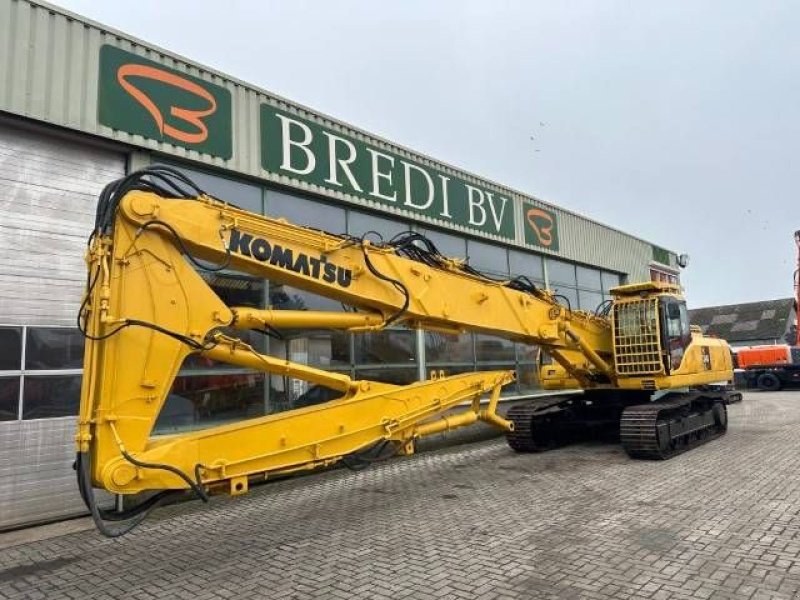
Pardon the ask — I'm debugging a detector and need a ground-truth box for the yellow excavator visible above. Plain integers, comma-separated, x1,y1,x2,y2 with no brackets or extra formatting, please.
76,166,737,536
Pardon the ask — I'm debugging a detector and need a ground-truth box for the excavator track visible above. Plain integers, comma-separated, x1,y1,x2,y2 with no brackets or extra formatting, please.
620,396,728,460
505,397,578,452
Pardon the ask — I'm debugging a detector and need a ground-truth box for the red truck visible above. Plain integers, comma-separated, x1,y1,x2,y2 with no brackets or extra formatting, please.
736,345,800,390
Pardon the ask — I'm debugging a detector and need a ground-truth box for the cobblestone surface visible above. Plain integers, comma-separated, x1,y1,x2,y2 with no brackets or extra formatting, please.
2,391,800,599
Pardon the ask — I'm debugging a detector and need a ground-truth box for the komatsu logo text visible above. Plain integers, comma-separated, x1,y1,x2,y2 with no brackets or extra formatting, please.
229,230,352,288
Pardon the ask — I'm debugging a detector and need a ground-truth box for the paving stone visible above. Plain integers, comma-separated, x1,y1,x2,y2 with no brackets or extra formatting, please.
1,391,799,599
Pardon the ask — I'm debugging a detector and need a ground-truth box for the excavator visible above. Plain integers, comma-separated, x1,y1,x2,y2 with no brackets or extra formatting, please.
76,166,737,536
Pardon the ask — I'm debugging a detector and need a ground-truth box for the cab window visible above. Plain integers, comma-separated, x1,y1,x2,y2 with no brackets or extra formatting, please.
661,299,690,371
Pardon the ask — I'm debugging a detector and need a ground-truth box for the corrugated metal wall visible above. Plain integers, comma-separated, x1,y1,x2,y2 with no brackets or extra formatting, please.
0,0,674,280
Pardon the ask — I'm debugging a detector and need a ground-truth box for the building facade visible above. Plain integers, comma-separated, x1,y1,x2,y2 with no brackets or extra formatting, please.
0,0,682,529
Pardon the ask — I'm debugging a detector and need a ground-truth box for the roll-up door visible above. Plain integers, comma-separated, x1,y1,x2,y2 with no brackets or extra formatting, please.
0,122,125,529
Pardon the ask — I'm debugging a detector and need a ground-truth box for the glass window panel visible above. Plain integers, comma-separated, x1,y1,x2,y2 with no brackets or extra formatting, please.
516,343,539,364
601,271,621,293
547,259,576,286
509,250,544,281
552,286,579,312
290,380,343,410
268,373,346,414
0,327,22,371
354,330,417,365
166,163,262,213
202,272,265,308
516,363,540,394
354,367,418,386
25,328,84,370
22,375,81,419
348,211,410,243
268,284,351,368
274,334,350,369
155,373,267,434
0,377,19,421
270,284,342,313
419,229,467,259
425,332,474,365
268,189,346,234
576,266,602,291
475,334,516,363
579,290,605,313
467,241,508,274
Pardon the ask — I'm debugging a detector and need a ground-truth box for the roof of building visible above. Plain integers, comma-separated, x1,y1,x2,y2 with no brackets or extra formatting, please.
689,298,796,343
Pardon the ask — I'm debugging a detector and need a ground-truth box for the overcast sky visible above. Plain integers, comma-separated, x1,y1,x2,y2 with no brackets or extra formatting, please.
55,0,799,308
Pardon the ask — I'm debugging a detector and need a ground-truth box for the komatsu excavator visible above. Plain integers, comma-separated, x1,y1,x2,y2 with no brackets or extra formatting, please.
76,166,737,536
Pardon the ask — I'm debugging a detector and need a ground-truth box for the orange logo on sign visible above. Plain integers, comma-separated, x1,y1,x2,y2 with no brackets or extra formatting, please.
526,208,555,247
116,64,217,144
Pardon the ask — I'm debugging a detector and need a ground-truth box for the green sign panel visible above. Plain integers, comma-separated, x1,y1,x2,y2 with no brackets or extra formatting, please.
98,45,232,159
522,204,559,252
260,106,516,240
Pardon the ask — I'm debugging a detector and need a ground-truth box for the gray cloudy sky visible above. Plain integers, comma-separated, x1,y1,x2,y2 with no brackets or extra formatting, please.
55,0,799,308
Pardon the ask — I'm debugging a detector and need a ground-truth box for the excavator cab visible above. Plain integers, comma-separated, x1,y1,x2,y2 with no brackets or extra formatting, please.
536,282,731,392
610,282,733,389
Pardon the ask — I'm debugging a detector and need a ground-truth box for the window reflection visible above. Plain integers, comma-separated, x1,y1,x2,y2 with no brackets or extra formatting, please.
348,211,408,242
354,330,417,365
25,328,84,370
475,334,515,363
467,241,508,275
516,363,540,394
165,163,262,213
577,266,602,291
579,290,604,313
517,344,539,364
602,271,622,292
420,229,467,259
552,286,579,312
0,377,19,421
268,188,346,234
269,284,351,368
509,250,544,281
0,327,22,371
270,284,343,313
270,335,350,369
354,367,418,386
547,259,577,286
268,375,344,413
22,375,81,419
154,373,267,434
425,332,473,364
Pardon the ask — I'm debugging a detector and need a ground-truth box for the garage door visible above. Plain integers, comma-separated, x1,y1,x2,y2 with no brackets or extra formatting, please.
0,121,125,529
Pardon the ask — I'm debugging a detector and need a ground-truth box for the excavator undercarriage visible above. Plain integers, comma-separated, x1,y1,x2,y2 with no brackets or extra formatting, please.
506,387,738,459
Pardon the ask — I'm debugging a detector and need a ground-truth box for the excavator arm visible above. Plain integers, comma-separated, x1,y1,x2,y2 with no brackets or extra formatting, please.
76,167,616,535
